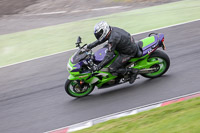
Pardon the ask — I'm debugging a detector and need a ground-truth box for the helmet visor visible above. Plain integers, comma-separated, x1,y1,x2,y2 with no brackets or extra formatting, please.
94,29,103,40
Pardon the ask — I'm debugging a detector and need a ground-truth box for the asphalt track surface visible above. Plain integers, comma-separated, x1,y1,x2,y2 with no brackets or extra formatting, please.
1,20,200,133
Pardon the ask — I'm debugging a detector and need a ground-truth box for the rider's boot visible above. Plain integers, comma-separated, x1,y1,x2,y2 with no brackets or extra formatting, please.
115,68,139,84
128,68,139,84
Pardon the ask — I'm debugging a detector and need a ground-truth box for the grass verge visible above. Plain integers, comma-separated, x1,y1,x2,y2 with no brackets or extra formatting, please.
73,97,200,133
0,0,200,67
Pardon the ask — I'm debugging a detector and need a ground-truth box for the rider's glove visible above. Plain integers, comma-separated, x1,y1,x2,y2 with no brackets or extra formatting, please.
87,43,94,50
86,45,92,52
85,48,90,52
82,45,90,52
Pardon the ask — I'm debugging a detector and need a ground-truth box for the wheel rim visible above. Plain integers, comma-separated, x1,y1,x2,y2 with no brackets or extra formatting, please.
146,57,167,77
67,81,93,97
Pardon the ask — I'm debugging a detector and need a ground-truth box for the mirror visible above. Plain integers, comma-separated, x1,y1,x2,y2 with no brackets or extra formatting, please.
76,36,82,44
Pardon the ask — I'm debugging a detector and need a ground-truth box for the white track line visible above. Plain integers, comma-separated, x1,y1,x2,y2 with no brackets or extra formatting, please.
91,6,124,11
23,6,126,16
133,18,200,35
1,18,200,69
23,11,67,16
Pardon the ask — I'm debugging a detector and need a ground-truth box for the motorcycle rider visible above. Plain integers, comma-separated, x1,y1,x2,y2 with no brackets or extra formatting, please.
87,21,142,84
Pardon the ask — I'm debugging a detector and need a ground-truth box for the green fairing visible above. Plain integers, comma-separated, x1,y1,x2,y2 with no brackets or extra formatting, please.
68,49,159,87
134,57,160,69
96,71,117,88
129,54,160,69
68,74,75,80
68,71,116,88
68,50,118,88
67,57,78,73
68,73,92,81
68,58,91,80
129,54,149,62
141,36,155,48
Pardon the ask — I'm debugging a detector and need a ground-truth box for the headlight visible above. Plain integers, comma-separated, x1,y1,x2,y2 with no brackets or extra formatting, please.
67,62,73,72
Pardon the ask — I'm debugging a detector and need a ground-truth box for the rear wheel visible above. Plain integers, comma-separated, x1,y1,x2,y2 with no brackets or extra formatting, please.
65,79,94,98
141,50,170,78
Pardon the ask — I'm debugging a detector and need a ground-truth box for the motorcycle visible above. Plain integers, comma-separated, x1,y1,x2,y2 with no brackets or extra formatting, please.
65,33,170,98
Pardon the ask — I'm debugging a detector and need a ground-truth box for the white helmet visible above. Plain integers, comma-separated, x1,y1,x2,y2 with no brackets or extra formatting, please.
94,21,110,42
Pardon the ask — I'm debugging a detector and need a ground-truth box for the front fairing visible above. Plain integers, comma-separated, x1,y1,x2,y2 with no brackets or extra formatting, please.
67,47,118,86
67,48,92,73
67,57,90,74
67,49,92,82
68,71,92,80
67,59,92,83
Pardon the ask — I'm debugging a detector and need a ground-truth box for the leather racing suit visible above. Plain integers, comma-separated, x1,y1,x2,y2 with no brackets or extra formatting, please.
87,27,141,75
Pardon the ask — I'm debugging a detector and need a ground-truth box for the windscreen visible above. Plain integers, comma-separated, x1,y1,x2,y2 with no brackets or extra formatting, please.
71,49,87,64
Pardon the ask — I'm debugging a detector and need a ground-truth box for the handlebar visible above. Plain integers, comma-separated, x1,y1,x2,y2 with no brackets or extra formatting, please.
81,44,87,49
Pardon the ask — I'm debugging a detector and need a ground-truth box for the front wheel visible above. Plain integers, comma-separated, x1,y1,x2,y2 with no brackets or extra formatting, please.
141,50,170,78
65,79,95,98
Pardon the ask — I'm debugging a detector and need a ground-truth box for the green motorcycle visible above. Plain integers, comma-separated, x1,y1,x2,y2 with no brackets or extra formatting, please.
65,33,170,98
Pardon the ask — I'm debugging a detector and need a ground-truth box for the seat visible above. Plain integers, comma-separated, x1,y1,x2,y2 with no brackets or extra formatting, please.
135,41,143,57
138,41,143,50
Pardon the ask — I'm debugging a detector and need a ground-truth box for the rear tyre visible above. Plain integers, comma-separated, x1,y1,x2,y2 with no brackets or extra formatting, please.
141,50,170,78
65,79,94,98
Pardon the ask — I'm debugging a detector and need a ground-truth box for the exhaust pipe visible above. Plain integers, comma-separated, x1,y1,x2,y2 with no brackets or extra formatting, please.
139,68,158,74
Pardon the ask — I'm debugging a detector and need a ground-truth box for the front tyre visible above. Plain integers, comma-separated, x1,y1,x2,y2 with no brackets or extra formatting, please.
65,79,95,98
141,50,170,78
